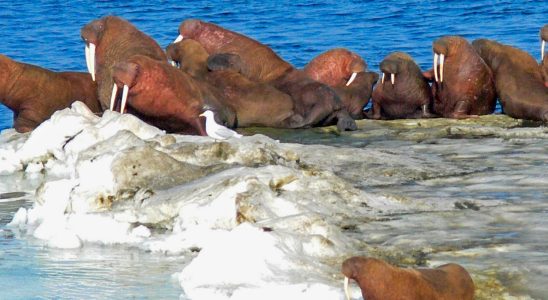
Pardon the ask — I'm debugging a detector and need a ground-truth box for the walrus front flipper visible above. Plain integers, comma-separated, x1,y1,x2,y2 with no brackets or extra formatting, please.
449,101,478,119
335,110,357,131
207,53,243,73
13,109,40,133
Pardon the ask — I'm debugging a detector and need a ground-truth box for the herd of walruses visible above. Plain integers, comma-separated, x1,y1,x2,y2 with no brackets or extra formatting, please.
1,16,547,299
1,17,546,134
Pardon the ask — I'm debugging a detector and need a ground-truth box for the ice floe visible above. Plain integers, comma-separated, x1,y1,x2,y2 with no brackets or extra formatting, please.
2,102,548,299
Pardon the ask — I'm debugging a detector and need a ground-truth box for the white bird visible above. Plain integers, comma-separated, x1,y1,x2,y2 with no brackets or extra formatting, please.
199,110,242,140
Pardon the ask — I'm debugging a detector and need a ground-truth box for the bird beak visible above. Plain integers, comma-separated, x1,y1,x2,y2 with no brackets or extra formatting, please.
199,112,205,117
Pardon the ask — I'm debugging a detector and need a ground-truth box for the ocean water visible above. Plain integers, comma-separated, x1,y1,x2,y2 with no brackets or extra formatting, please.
0,1,547,299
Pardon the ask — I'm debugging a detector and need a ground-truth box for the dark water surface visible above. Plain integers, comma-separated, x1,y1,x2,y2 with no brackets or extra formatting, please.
0,0,545,130
0,1,546,299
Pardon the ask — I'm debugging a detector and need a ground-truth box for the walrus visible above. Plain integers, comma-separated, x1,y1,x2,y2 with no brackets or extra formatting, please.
303,48,367,87
0,54,100,132
166,40,305,128
111,54,235,135
175,19,293,83
331,71,379,119
271,69,358,130
304,48,378,119
81,15,167,111
204,69,306,128
166,39,209,78
368,52,434,119
175,19,357,131
208,52,357,130
423,36,496,118
342,256,475,300
472,39,548,122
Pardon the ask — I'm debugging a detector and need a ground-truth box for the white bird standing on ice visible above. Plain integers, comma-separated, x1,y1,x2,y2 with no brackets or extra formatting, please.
199,110,242,140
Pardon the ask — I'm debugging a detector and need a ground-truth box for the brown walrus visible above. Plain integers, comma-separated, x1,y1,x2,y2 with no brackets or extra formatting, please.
165,40,304,128
472,38,548,122
111,54,235,135
81,15,167,111
304,48,378,119
176,19,293,83
166,39,209,79
331,71,379,119
303,48,367,87
0,54,100,132
175,19,357,131
342,256,475,300
204,69,305,128
369,52,434,119
423,36,496,118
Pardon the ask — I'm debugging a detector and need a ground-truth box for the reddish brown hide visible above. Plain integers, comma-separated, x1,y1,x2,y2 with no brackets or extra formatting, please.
111,55,236,135
424,36,496,118
342,256,475,300
177,19,357,130
0,54,100,133
177,19,292,83
473,39,548,122
205,70,305,128
369,52,434,119
81,16,167,111
166,39,209,79
304,48,377,119
303,48,367,87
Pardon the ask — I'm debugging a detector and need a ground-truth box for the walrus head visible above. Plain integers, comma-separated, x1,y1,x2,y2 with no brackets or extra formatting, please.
110,61,140,113
81,19,106,82
173,19,203,44
431,35,469,83
341,257,371,300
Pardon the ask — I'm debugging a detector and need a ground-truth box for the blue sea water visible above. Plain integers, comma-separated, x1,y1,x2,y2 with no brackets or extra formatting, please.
0,0,546,131
0,1,546,299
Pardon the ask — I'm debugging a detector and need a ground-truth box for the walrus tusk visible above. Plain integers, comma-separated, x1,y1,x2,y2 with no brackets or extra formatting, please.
169,59,177,67
89,43,96,81
109,84,118,111
440,53,445,83
344,276,350,300
381,73,385,84
391,73,395,85
434,53,439,82
542,40,545,61
85,45,91,76
346,72,358,86
173,34,183,44
120,84,129,114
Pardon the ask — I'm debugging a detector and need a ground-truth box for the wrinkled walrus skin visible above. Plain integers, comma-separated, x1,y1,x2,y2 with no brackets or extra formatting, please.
473,39,548,122
369,52,434,119
342,256,475,300
112,55,236,135
424,36,496,118
81,15,167,111
0,54,100,132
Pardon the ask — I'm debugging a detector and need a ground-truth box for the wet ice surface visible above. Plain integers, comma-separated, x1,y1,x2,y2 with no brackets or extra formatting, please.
1,103,547,299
